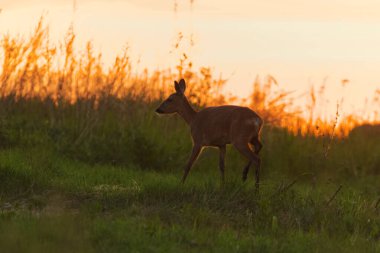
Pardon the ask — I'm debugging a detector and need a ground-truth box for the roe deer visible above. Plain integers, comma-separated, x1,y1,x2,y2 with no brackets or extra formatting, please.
155,79,263,189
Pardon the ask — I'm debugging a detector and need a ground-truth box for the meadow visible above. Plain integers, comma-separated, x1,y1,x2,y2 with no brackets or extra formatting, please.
0,19,379,252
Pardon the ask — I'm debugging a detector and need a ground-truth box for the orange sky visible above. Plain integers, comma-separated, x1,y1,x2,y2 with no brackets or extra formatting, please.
0,0,379,119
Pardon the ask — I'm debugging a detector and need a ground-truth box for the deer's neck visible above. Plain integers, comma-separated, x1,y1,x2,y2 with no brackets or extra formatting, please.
178,99,197,125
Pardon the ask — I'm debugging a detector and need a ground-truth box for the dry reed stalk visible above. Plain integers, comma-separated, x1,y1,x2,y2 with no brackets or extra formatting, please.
326,185,343,206
0,17,378,137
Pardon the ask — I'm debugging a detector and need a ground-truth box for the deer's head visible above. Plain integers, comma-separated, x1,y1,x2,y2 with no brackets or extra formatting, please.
155,79,187,114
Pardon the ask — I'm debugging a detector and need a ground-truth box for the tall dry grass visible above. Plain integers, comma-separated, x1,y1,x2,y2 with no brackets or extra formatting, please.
0,17,378,137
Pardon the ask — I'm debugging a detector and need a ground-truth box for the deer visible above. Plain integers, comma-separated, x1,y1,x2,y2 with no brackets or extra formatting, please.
155,79,263,189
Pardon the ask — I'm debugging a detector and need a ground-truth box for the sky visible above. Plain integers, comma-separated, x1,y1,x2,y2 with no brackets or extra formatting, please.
0,0,379,119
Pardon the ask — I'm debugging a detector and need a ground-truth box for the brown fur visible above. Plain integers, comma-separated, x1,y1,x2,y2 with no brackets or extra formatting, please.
156,79,263,189
349,124,380,138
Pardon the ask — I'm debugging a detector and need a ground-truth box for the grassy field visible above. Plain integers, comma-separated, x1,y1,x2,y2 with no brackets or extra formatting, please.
0,19,379,252
0,100,379,253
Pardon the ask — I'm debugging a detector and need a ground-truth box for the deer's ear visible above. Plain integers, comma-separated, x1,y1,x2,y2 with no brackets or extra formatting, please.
174,79,186,94
177,79,186,94
174,80,180,93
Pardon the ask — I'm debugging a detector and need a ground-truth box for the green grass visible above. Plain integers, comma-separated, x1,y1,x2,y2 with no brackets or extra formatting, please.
0,100,379,253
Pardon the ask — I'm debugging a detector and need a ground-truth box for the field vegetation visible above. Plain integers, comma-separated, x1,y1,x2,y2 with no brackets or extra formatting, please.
0,18,379,252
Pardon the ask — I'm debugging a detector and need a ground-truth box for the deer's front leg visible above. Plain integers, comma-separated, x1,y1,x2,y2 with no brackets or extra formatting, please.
219,145,226,183
181,145,202,184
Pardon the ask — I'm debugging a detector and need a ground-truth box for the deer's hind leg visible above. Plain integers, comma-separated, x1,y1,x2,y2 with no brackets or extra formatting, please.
250,136,262,155
233,141,261,189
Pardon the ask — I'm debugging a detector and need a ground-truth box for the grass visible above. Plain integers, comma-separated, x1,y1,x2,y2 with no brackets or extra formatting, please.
0,17,379,252
0,151,379,253
0,101,379,253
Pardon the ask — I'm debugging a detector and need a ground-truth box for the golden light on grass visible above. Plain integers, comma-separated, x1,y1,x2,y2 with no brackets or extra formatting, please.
0,17,378,137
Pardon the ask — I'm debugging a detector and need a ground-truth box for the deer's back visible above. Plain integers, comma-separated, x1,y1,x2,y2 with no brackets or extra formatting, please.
190,105,262,146
349,124,380,138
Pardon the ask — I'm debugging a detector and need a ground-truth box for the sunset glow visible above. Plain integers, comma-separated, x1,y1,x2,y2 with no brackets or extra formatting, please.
1,2,380,250
1,0,379,121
